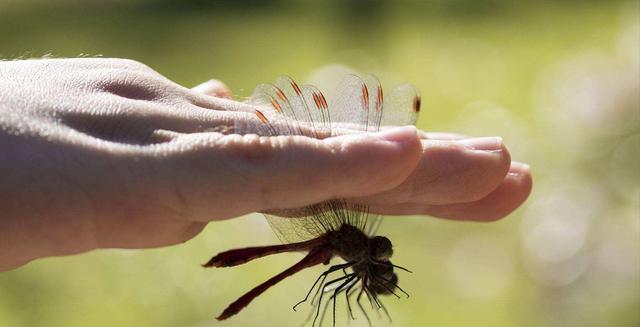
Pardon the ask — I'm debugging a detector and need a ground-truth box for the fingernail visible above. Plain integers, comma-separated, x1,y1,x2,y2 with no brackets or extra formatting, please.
508,161,531,176
377,126,418,143
459,137,503,152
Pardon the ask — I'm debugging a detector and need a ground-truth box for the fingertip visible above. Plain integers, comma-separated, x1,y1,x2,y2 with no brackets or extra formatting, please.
412,164,532,222
413,137,511,204
508,161,533,201
509,161,531,176
465,161,533,222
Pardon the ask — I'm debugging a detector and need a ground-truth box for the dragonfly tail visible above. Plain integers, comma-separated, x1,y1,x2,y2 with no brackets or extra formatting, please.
216,246,332,320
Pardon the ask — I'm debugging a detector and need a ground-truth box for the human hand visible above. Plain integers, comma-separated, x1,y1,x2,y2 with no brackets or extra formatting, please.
0,58,531,270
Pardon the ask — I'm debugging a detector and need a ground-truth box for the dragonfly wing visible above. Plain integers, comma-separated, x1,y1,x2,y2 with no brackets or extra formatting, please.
264,201,371,243
380,83,421,127
248,76,335,243
299,84,331,138
362,74,384,132
329,74,369,132
264,213,325,244
247,75,420,242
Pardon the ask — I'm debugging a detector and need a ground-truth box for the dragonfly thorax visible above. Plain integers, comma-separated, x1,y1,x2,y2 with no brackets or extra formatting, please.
327,224,369,262
327,224,394,264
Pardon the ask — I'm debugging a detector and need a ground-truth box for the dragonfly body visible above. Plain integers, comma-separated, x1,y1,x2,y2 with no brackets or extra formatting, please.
203,75,420,326
205,223,398,321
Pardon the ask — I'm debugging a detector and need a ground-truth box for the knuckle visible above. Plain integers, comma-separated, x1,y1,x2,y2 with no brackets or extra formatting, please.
224,134,279,166
112,58,153,72
93,69,167,101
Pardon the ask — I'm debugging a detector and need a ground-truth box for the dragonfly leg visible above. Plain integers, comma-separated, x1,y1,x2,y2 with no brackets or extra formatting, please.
333,275,358,327
371,275,401,299
378,297,392,323
355,286,372,327
309,264,349,307
293,262,353,311
363,286,382,322
366,282,392,323
312,274,352,327
374,274,410,298
344,277,361,320
371,259,413,273
316,274,356,327
369,276,400,322
361,276,377,310
363,283,392,322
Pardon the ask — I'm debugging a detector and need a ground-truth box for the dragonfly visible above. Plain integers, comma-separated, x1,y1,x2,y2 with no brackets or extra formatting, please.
203,74,421,326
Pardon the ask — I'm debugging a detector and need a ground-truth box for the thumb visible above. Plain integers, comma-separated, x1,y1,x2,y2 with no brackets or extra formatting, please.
154,126,422,221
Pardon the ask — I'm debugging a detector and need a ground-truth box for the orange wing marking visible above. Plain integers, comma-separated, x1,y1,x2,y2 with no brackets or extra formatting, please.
361,83,369,111
413,95,421,113
375,85,383,112
270,97,283,112
312,93,321,109
274,87,287,101
318,92,328,109
255,110,269,123
290,80,303,96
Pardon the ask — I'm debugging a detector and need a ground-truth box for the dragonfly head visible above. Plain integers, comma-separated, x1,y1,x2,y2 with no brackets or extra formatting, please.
369,235,393,261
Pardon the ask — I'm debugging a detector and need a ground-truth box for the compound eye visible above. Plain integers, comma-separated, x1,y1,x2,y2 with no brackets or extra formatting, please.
370,236,393,260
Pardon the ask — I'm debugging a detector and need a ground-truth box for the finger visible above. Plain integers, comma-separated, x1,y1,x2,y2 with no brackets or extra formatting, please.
377,124,468,140
419,131,467,140
150,126,423,221
425,161,532,221
192,79,232,99
336,127,469,141
352,137,512,206
97,221,209,249
369,161,533,221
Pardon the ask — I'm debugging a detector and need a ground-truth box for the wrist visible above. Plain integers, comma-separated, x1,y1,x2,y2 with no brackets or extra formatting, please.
0,131,99,270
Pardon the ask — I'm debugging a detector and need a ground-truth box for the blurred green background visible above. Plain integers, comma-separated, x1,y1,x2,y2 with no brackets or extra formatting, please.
1,0,638,326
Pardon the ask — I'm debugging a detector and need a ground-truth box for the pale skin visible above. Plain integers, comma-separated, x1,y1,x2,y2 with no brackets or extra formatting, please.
0,58,532,271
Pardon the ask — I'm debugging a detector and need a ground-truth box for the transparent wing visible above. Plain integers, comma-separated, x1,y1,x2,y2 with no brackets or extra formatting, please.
244,83,297,136
362,74,384,132
246,75,420,242
272,76,319,138
328,74,370,132
299,84,331,138
380,83,421,127
264,201,370,243
364,215,384,236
